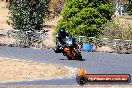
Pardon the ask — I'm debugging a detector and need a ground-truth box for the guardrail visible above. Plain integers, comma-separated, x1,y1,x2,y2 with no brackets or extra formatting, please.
77,36,132,54
6,29,47,48
3,30,132,54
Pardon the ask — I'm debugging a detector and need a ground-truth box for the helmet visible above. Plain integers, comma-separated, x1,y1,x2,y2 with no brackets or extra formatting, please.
59,28,66,36
59,28,65,33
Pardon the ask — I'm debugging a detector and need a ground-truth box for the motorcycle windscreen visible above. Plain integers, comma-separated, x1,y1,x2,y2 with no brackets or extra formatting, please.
64,37,73,46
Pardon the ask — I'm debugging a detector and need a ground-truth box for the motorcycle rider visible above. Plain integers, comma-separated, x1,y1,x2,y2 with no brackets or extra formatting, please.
54,27,69,53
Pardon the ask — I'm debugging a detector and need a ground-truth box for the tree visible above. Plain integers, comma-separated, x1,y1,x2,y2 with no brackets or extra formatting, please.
125,0,132,15
6,0,49,47
55,0,113,37
6,0,49,31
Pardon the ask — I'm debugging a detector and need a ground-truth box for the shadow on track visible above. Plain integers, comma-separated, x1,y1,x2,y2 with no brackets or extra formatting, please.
59,58,86,61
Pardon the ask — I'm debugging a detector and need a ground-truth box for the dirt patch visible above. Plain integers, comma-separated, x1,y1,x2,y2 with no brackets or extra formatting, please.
0,37,15,45
96,46,113,52
43,28,56,48
0,57,69,82
0,1,12,29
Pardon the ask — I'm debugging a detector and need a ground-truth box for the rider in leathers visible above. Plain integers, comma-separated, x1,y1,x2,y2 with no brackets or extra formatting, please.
55,28,69,53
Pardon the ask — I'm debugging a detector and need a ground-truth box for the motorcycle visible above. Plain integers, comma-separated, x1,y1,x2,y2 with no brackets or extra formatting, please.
54,36,83,61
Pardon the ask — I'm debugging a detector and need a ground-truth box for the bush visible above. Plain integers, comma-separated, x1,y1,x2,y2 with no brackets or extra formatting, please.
124,0,132,15
7,0,49,31
6,0,49,47
102,17,132,40
55,0,113,37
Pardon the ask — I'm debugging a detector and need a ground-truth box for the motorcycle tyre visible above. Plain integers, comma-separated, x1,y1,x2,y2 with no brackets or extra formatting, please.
74,48,83,61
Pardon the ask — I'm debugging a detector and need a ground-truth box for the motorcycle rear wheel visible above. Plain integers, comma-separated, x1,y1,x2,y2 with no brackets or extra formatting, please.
75,52,83,61
74,48,83,61
65,52,73,60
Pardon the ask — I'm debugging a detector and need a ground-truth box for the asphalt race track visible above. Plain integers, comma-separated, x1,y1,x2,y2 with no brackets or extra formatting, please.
0,46,132,85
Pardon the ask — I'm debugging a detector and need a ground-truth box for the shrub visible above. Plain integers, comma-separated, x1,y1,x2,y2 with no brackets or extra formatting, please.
55,0,113,37
6,0,49,47
124,0,132,15
7,0,49,31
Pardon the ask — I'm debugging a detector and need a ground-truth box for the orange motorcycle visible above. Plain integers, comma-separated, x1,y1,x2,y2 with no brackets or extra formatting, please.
62,36,82,61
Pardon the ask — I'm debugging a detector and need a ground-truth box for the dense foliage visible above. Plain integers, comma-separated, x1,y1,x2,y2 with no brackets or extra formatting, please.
55,0,113,37
125,0,132,15
7,0,49,31
6,0,49,47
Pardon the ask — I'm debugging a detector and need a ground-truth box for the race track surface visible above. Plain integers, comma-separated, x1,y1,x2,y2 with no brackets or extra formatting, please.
0,46,131,85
